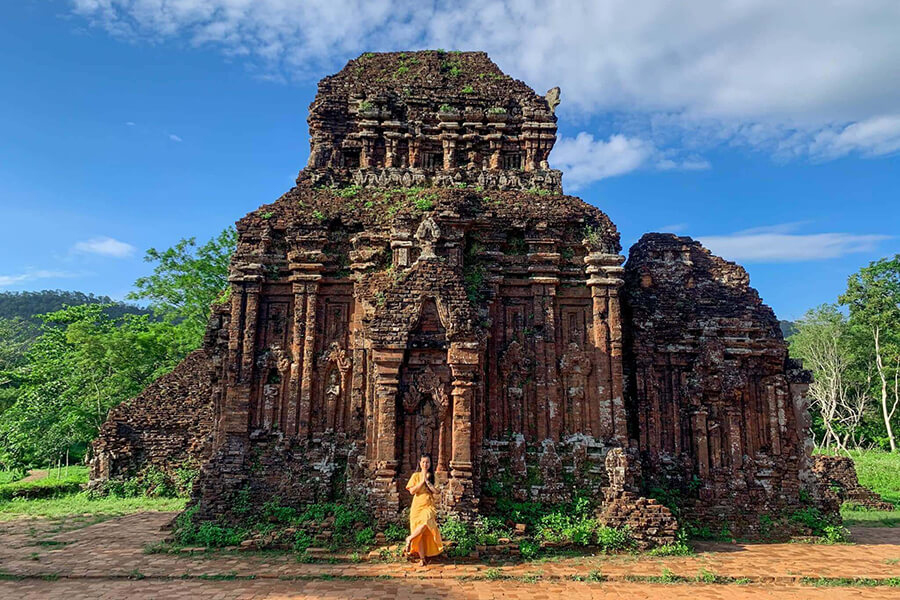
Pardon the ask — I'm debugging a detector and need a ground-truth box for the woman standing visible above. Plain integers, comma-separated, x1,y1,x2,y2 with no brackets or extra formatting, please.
404,454,444,566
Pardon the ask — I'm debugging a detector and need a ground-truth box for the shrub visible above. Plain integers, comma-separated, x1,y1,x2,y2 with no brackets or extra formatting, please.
383,522,406,542
174,467,199,496
261,499,297,523
354,527,376,547
174,505,245,547
442,516,476,557
519,539,540,559
596,526,632,552
292,530,313,554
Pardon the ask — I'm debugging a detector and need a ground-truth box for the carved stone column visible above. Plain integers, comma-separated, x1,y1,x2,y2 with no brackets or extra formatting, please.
445,342,479,519
370,348,404,522
585,251,627,443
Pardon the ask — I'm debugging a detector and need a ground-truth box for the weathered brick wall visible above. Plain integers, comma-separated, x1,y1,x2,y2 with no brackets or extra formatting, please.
193,181,627,526
813,455,895,511
302,51,562,193
622,233,832,536
89,349,215,484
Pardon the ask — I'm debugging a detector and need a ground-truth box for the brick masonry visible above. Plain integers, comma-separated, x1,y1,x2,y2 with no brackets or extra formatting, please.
813,455,894,511
91,51,835,544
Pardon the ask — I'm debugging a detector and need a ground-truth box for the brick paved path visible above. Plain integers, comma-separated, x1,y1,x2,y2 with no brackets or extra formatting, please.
3,579,899,600
1,511,898,599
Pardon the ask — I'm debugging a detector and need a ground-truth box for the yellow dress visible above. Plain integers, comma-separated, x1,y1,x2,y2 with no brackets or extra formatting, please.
405,472,444,557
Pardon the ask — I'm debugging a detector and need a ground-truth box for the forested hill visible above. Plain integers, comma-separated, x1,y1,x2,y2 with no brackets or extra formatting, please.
0,290,149,322
779,320,797,338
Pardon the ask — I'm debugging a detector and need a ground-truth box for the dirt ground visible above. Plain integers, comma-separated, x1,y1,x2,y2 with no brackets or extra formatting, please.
1,511,898,599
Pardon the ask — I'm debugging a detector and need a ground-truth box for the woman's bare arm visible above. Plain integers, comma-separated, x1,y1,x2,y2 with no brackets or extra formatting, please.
407,476,428,495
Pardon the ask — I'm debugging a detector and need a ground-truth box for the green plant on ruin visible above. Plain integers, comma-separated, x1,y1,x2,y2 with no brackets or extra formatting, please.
441,516,477,557
312,210,326,221
440,58,462,78
505,235,528,256
461,85,474,94
583,224,605,248
260,211,274,219
383,522,406,542
174,505,246,548
439,103,455,113
358,100,374,112
487,106,507,114
232,484,252,515
463,261,486,304
646,530,694,556
527,187,551,196
354,526,376,547
414,193,436,212
335,184,361,198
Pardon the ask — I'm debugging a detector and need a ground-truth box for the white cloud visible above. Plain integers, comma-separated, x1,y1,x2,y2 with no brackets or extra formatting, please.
125,121,135,126
69,0,900,161
168,133,183,142
0,270,78,287
808,115,900,160
551,133,653,189
72,236,136,258
698,224,890,263
551,133,710,189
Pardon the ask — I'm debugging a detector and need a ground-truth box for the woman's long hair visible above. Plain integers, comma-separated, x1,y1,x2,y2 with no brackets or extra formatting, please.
421,453,435,485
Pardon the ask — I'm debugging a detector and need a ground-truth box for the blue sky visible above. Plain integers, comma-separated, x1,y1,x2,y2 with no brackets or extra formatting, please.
1,1,898,320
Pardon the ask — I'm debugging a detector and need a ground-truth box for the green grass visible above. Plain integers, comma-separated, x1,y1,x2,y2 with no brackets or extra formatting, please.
0,470,26,485
0,491,186,520
846,450,900,505
0,467,88,501
841,507,900,528
820,450,900,528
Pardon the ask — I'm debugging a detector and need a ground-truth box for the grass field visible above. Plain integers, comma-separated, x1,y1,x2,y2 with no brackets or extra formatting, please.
0,470,26,485
832,450,900,528
0,465,186,521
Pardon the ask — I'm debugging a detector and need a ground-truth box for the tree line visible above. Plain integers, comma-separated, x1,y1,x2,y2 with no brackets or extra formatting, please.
789,255,900,453
0,229,236,471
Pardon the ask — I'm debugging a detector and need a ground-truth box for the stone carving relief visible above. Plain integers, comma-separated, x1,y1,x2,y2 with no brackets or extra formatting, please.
500,340,532,437
401,367,451,472
316,342,352,432
560,342,592,435
415,217,441,261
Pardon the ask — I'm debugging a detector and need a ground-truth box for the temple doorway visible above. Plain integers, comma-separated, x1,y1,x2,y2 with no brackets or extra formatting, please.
397,298,452,504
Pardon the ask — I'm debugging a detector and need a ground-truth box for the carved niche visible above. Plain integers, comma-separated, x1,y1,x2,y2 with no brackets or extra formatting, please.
560,342,592,435
401,367,451,472
499,340,532,438
256,344,291,431
315,342,352,433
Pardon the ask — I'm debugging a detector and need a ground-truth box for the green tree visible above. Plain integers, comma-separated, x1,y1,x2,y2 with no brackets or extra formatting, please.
0,305,186,469
789,304,870,450
128,227,236,348
840,255,900,452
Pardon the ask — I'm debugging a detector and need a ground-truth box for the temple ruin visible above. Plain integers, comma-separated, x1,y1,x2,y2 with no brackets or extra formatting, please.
92,51,830,540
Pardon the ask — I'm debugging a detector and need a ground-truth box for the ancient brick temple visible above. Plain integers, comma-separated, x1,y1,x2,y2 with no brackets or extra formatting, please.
94,51,827,538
